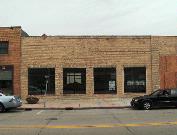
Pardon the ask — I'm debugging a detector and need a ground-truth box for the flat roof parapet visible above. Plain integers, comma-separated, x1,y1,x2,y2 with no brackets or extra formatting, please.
24,35,152,39
0,26,21,29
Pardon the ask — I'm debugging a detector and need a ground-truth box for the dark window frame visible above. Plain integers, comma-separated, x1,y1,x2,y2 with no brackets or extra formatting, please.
28,68,55,95
124,67,146,93
0,65,13,95
94,68,117,94
0,41,9,54
63,68,86,94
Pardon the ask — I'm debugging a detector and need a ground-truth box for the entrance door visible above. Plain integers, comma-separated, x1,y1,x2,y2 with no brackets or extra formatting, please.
0,65,13,95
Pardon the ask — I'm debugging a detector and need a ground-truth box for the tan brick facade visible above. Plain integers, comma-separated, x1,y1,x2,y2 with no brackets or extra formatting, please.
21,36,158,99
1,26,176,99
11,35,173,99
0,27,22,96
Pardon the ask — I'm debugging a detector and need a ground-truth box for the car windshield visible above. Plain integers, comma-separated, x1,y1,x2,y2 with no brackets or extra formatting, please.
149,90,162,96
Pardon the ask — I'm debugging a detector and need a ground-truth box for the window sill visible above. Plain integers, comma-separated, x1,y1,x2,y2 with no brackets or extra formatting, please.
0,54,9,56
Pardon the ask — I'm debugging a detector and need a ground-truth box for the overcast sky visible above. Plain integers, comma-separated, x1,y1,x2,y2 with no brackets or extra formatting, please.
0,0,177,36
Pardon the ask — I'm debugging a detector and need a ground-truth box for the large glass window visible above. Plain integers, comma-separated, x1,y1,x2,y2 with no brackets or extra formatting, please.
94,68,116,94
0,65,13,95
28,68,55,95
63,68,86,94
0,41,8,54
124,67,146,93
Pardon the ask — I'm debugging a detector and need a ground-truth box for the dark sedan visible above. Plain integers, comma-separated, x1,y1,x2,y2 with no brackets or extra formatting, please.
131,89,177,110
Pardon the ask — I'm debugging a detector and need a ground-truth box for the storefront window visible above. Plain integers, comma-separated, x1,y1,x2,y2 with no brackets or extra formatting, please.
28,68,55,95
0,65,13,95
124,67,146,93
94,68,117,94
63,68,86,94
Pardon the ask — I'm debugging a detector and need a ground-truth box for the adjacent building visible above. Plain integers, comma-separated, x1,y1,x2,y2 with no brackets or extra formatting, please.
160,55,177,89
0,26,28,96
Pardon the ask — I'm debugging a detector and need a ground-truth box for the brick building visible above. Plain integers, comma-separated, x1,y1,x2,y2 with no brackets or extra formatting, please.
1,26,176,98
21,35,176,99
0,26,28,96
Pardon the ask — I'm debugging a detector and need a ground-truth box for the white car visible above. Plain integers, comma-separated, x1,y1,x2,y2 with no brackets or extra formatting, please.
0,93,22,112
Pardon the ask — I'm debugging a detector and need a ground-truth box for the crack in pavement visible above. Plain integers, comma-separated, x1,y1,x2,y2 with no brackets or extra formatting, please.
104,109,135,135
36,110,64,135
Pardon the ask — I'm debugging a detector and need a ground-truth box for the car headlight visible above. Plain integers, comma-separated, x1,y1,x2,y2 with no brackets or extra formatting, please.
134,99,139,102
9,97,15,102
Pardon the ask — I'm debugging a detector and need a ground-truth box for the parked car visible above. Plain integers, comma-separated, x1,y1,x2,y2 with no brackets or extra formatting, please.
131,89,177,110
0,93,22,112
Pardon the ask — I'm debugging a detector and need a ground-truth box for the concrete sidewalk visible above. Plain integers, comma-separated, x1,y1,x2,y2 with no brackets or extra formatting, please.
20,98,132,110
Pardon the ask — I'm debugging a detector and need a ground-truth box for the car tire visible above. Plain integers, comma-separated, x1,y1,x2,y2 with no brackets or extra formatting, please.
143,101,151,110
0,103,4,113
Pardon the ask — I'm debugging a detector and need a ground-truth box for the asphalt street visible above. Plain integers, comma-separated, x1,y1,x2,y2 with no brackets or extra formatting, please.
0,108,177,135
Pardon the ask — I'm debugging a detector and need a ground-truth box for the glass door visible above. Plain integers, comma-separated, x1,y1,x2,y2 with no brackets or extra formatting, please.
0,65,13,95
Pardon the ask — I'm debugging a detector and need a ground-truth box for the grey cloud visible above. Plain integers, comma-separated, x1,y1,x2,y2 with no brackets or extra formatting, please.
0,0,176,35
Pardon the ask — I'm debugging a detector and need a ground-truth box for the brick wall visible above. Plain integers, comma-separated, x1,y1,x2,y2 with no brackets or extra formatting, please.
20,35,177,98
0,26,176,98
0,27,22,96
21,36,154,98
160,55,177,89
154,36,177,89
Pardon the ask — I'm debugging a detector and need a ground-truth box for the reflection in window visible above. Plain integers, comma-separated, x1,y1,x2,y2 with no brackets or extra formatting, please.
171,89,177,96
63,68,86,94
28,68,55,95
124,67,146,93
0,65,13,95
67,73,81,84
0,41,8,54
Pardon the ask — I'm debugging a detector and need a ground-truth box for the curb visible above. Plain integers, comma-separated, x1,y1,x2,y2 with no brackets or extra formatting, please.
18,106,131,111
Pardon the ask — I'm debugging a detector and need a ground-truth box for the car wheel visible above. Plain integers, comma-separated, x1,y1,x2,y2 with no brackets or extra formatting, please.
143,101,151,110
0,103,4,112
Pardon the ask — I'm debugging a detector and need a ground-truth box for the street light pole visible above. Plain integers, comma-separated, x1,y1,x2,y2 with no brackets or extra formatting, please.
44,75,49,95
44,75,49,108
